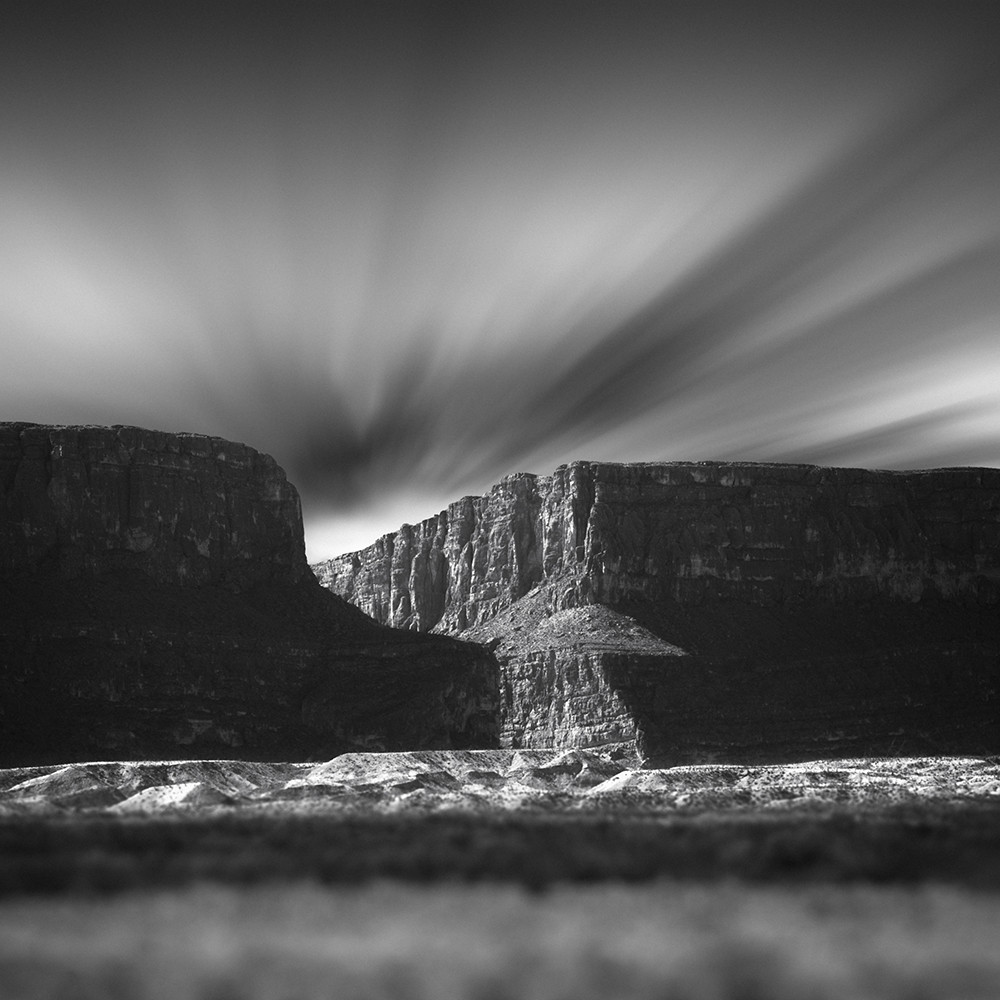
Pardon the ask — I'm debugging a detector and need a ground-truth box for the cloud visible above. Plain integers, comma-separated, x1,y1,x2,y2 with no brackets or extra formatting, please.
271,65,1000,525
0,3,998,559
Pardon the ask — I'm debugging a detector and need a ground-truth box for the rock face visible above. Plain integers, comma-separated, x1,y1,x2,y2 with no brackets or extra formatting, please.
2,423,306,588
0,424,498,765
315,462,1000,762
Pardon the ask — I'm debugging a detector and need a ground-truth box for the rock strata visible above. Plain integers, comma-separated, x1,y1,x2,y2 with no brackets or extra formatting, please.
0,424,498,764
1,422,305,588
315,462,1000,762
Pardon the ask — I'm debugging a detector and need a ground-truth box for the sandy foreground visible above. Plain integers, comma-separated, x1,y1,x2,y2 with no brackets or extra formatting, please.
1,750,999,999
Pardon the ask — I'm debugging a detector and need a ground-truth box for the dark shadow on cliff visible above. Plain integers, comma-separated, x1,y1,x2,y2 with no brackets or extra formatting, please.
0,570,500,766
600,595,1000,765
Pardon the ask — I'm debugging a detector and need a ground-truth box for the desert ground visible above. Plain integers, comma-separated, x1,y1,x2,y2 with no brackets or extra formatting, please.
1,750,999,998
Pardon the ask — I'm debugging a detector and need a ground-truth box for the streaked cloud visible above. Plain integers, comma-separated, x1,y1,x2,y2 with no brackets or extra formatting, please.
1,2,997,558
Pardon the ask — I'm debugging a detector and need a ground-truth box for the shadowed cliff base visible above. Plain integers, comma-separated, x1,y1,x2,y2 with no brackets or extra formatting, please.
316,461,1000,763
595,596,997,765
0,572,498,766
0,424,498,765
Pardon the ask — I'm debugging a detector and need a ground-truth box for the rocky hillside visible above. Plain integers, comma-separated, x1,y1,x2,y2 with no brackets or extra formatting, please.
315,462,1000,762
0,423,498,764
3,750,998,816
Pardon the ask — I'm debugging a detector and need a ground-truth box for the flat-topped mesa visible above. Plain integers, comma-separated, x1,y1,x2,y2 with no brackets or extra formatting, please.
0,423,498,764
1,423,305,589
315,461,1000,634
315,461,1000,761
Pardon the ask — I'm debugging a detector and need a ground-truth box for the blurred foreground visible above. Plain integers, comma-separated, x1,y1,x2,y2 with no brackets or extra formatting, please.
1,881,999,999
1,752,999,998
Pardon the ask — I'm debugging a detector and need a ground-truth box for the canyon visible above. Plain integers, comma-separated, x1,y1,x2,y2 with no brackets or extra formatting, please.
3,424,997,767
0,423,497,764
315,461,1000,763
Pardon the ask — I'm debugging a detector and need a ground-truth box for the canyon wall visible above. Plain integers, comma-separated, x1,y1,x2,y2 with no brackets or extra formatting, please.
1,423,306,588
316,462,1000,762
317,462,1000,629
0,424,498,765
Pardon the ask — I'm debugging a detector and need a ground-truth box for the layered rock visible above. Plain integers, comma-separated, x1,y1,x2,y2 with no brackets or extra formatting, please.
1,422,306,588
0,423,498,764
315,461,1000,762
318,462,1000,625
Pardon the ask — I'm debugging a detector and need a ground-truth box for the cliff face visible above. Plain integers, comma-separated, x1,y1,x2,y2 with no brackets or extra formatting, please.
315,462,1000,762
317,462,1000,627
1,423,306,589
0,424,498,765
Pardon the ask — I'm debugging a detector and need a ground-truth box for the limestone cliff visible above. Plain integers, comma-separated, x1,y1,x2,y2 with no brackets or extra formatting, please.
2,423,306,588
314,462,1000,762
0,424,498,764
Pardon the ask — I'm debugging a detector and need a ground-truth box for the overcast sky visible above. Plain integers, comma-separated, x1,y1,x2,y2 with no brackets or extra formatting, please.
3,2,999,560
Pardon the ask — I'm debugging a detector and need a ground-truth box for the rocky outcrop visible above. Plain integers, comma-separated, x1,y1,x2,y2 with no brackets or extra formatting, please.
0,424,498,765
317,462,1000,626
1,423,306,589
5,751,998,816
315,462,1000,762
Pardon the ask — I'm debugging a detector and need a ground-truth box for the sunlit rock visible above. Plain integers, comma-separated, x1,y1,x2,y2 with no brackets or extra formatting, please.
315,461,1000,762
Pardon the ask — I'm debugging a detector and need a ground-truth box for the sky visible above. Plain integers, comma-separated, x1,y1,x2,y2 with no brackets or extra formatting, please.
2,1,999,561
